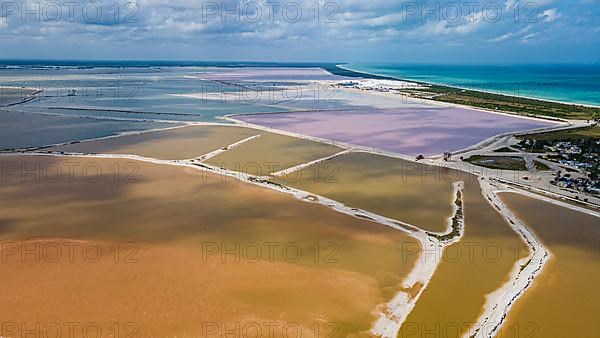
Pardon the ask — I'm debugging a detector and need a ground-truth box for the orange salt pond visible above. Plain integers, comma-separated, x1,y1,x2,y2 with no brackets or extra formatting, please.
497,192,600,338
0,155,418,337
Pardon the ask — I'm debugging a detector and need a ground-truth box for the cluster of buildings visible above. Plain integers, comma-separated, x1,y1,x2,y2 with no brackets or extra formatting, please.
336,79,426,93
557,159,593,169
547,141,582,154
521,137,600,195
553,174,600,195
519,138,598,169
517,134,599,195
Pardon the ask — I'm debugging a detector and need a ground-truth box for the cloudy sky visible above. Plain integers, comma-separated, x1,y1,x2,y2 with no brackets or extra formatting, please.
0,0,598,63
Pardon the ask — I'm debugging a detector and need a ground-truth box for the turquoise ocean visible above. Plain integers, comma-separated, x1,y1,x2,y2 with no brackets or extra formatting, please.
345,64,600,106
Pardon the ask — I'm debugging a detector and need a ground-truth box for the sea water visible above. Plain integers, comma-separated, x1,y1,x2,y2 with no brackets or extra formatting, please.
345,63,600,106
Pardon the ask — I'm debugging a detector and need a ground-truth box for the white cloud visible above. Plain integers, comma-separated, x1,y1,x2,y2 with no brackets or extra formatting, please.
505,0,518,11
361,12,406,27
539,8,561,23
0,0,595,60
414,9,487,36
521,32,539,42
490,25,532,42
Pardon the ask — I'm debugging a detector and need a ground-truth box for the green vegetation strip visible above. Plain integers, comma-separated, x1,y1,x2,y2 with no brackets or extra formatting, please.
331,65,600,120
493,147,517,153
534,160,551,171
428,191,463,241
423,86,598,120
464,155,528,171
518,126,600,141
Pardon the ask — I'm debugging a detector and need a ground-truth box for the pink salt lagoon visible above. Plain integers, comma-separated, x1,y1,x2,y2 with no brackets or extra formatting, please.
234,107,558,156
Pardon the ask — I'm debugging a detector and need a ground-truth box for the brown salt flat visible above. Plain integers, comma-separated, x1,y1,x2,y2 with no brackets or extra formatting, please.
497,193,600,338
48,124,261,160
205,132,343,175
0,156,418,337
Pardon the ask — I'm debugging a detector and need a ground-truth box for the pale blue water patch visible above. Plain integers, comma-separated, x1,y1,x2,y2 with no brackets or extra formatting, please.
21,94,288,122
0,111,173,150
0,67,293,122
15,107,212,122
345,64,600,106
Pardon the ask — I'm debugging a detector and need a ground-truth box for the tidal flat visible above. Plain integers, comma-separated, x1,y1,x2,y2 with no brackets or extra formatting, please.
49,125,261,160
0,156,419,337
397,179,530,337
206,132,343,175
497,193,600,338
273,152,462,233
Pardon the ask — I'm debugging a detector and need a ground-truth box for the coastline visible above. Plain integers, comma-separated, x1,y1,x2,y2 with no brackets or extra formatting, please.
2,63,598,338
335,64,600,109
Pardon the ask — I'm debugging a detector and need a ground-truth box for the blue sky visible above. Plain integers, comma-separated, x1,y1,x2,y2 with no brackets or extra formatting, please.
0,0,598,63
